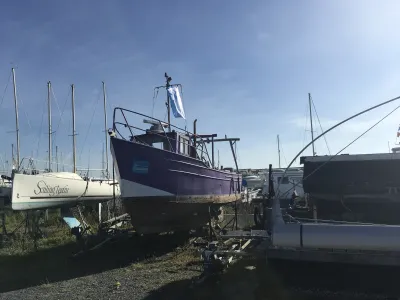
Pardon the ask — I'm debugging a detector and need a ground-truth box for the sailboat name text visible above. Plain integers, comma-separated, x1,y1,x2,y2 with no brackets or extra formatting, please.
34,181,70,196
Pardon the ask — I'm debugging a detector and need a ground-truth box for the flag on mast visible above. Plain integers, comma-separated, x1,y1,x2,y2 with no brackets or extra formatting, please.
167,86,186,119
397,125,400,137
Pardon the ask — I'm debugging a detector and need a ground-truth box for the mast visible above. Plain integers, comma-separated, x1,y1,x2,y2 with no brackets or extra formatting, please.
61,151,64,172
47,81,52,172
277,134,281,168
165,73,171,132
217,150,220,169
102,82,109,177
56,145,58,172
102,142,105,177
308,93,316,156
71,84,76,173
11,144,14,170
11,68,20,169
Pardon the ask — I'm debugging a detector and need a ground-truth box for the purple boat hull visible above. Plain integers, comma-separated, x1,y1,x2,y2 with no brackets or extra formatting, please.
110,137,242,233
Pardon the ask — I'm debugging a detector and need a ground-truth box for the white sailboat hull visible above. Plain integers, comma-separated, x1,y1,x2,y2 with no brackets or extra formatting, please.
11,172,120,210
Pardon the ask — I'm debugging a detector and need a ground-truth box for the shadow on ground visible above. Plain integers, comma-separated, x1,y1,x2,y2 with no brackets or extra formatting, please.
141,254,400,300
142,255,289,300
0,232,191,293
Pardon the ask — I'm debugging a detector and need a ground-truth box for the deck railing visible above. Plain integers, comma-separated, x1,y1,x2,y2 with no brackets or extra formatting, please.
113,107,214,167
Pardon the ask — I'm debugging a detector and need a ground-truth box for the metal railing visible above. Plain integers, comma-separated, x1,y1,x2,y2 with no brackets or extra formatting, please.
112,107,214,167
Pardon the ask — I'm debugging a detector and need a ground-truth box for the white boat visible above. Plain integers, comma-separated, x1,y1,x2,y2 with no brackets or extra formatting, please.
261,168,304,200
11,172,120,210
242,174,264,189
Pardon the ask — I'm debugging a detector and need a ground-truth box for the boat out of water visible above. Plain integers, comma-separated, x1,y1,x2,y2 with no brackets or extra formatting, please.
301,153,400,223
110,73,242,234
11,172,119,210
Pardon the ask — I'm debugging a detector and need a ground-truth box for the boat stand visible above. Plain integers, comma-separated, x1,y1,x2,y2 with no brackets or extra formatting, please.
207,199,240,241
70,210,132,258
24,211,46,251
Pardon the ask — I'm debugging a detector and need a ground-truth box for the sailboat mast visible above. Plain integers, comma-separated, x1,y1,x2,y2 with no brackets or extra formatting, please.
277,134,281,168
308,93,316,156
71,84,76,173
56,145,58,172
11,144,14,170
102,82,109,177
11,68,20,168
61,151,64,172
47,81,52,171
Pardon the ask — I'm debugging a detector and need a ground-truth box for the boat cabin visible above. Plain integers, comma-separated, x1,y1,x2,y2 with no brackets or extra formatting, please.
130,119,197,158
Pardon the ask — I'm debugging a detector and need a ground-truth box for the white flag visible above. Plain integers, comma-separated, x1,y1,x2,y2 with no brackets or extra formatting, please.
167,86,186,119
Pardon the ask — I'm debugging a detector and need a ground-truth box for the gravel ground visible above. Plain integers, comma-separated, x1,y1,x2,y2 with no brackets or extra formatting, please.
0,250,202,300
1,207,397,300
1,242,396,300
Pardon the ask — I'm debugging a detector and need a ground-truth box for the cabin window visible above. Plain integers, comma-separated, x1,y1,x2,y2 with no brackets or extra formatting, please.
153,142,164,150
179,136,190,156
277,176,289,184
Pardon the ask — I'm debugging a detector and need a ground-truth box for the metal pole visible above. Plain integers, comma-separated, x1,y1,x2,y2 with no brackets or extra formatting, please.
309,93,315,156
211,136,214,168
11,144,14,169
277,134,281,168
11,68,20,169
56,145,58,172
227,135,239,172
47,81,52,172
71,84,76,173
102,82,109,177
167,94,171,132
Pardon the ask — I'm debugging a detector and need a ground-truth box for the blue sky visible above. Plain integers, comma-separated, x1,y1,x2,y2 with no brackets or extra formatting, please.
1,0,400,172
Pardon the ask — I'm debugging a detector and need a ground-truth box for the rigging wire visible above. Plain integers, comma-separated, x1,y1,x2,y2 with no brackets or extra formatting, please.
311,97,331,155
53,88,70,138
152,89,159,118
277,102,400,199
302,101,309,148
16,89,32,130
35,98,47,158
78,88,101,161
279,140,289,167
50,86,67,153
0,71,12,108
